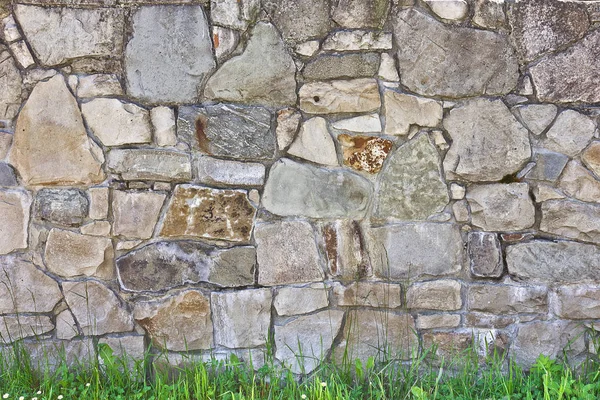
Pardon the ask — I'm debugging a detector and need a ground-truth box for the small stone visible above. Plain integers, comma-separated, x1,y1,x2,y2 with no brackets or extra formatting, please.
195,155,265,186
0,189,31,255
322,30,392,51
56,310,78,340
34,188,88,226
248,189,259,204
0,162,17,186
425,0,468,21
106,149,192,181
383,90,443,136
542,110,596,157
1,15,20,43
338,134,392,174
299,78,381,114
468,284,546,314
332,114,381,133
288,117,338,166
468,231,503,278
525,149,569,182
0,315,53,344
0,52,22,121
407,280,462,311
0,132,12,160
276,108,301,151
431,130,449,151
453,200,470,222
416,314,461,330
519,76,534,96
153,182,171,192
333,282,402,308
540,200,600,244
303,53,379,81
64,280,133,336
532,184,565,203
513,104,557,136
450,183,465,200
554,285,600,319
160,185,256,242
467,183,535,231
264,0,330,42
44,228,113,278
88,187,109,220
150,106,176,147
112,190,166,240
76,74,123,98
115,240,142,251
274,287,329,316
321,220,371,279
212,26,238,62
211,0,259,30
583,141,600,177
295,40,320,57
331,0,390,29
558,161,600,203
378,53,399,82
80,221,111,236
473,0,507,30
8,40,34,69
212,288,272,348
135,290,212,351
255,220,324,286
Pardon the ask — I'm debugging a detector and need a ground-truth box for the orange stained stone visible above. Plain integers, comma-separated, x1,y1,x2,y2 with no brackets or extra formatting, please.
338,134,393,174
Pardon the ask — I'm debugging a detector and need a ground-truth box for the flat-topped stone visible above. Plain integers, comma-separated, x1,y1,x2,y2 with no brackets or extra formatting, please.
106,149,191,181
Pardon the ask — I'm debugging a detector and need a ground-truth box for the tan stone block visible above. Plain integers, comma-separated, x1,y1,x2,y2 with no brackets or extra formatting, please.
112,190,166,240
407,280,462,311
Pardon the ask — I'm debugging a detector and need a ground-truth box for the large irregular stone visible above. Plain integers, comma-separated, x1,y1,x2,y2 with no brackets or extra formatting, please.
288,117,338,166
275,310,344,374
82,99,152,146
64,280,133,336
443,98,531,182
255,220,324,285
211,288,272,348
507,0,589,62
331,0,390,28
466,183,535,231
302,53,379,81
407,280,462,311
98,335,146,369
262,0,330,42
540,200,600,244
468,284,547,314
530,30,600,103
195,155,265,186
204,23,296,107
178,104,275,161
0,190,31,255
34,188,88,226
333,282,402,308
0,255,62,314
375,134,449,220
0,315,54,344
554,285,600,319
14,5,124,66
44,228,113,278
338,134,392,174
9,75,105,186
322,30,392,51
106,149,192,181
211,0,260,30
160,185,256,242
134,290,212,351
0,49,21,121
507,240,600,283
383,90,443,136
112,190,166,240
274,286,329,316
542,110,596,157
125,5,215,103
299,79,381,114
468,232,503,278
513,104,557,136
117,241,255,291
583,142,600,177
392,8,518,97
367,223,464,279
558,161,600,203
525,149,569,182
262,158,372,218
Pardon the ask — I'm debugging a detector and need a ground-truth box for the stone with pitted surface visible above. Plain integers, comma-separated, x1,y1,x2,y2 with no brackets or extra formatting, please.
34,188,88,227
0,189,31,255
540,200,600,244
467,183,535,231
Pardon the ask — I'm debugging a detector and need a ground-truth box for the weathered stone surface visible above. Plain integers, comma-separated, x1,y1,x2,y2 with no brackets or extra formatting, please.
540,200,600,244
303,53,379,81
467,183,535,231
338,134,392,174
583,141,600,178
134,290,212,351
468,284,546,314
530,30,600,103
34,188,88,226
334,282,402,308
276,109,301,150
443,98,531,182
450,183,465,200
195,155,265,186
393,8,518,97
0,132,11,160
473,0,507,30
255,220,324,286
331,0,390,28
425,0,468,21
76,74,123,98
160,185,256,242
0,255,62,313
543,110,596,157
299,79,381,114
274,287,329,316
416,314,461,330
64,280,133,336
213,26,238,61
150,106,177,147
14,5,124,66
205,23,296,107
112,190,166,240
0,315,54,344
322,30,392,51
558,161,600,203
407,280,462,311
212,288,271,348
44,228,113,278
0,190,31,255
263,158,372,218
106,149,192,181
288,117,338,166
507,240,600,283
378,53,399,82
383,90,443,136
99,335,146,369
295,40,320,57
211,0,260,30
367,223,464,279
56,310,78,340
263,0,330,42
178,104,275,161
0,50,21,121
321,220,371,279
117,241,255,291
1,15,20,42
82,99,152,146
468,232,503,278
332,114,382,133
88,187,108,220
10,40,35,69
554,285,600,319
275,310,344,374
533,184,565,203
9,75,105,186
513,104,557,136
507,0,589,62
375,134,449,220
422,331,473,360
125,5,214,104
80,220,111,236
525,149,569,182
23,339,96,374
453,200,470,222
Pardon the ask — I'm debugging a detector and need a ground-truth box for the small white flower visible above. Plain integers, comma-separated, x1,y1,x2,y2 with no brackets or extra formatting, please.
301,395,307,400
36,391,41,395
321,382,327,388
19,397,24,400
32,398,37,400
2,393,8,399
86,383,91,387
58,396,64,400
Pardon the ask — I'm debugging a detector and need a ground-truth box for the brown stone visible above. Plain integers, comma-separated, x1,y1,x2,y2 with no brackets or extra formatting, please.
160,185,256,242
338,134,393,174
416,314,461,330
333,282,402,308
422,332,472,359
554,285,600,319
468,284,547,314
583,141,600,177
466,313,515,329
406,280,462,311
321,220,371,279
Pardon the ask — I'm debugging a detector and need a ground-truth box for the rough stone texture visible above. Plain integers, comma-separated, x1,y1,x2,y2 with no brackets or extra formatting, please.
526,149,569,182
263,158,372,219
134,290,212,351
513,104,557,136
276,109,301,150
275,310,344,374
553,286,600,319
468,284,547,314
125,5,215,104
10,40,35,69
76,74,123,98
422,331,474,360
117,241,255,291
331,0,390,28
338,134,392,174
56,310,78,340
263,0,330,42
204,23,296,107
23,339,96,374
467,183,535,231
540,200,600,244
9,75,105,186
0,315,54,344
211,0,259,30
375,134,449,220
393,8,518,97
583,142,600,178
416,314,461,330
255,220,324,286
303,53,379,81
383,90,443,136
425,0,468,21
0,190,31,255
34,188,88,226
80,221,111,236
274,286,329,316
367,223,464,279
112,190,166,239
211,288,272,348
443,99,531,182
542,111,596,157
333,282,402,308
407,280,462,311
0,132,11,160
44,229,113,278
468,231,503,278
558,161,600,203
99,335,146,368
321,220,371,280
151,106,177,147
322,30,392,51
0,15,20,42
160,185,256,242
299,79,381,114
88,187,109,220
106,149,192,181
14,5,124,66
0,50,21,121
82,99,152,146
473,0,507,30
195,155,265,186
332,114,381,133
507,240,600,283
64,280,133,336
288,117,338,166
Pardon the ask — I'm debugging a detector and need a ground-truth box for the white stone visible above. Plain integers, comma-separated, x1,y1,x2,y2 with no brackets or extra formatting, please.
80,221,111,237
1,15,21,43
212,26,238,62
532,184,565,203
276,109,301,150
558,160,600,203
384,90,443,135
520,75,534,96
195,155,265,186
116,240,142,251
296,40,320,57
88,187,109,220
112,190,166,240
453,199,470,222
543,110,596,157
150,106,177,147
514,104,557,136
431,129,449,150
467,183,535,231
425,0,469,21
0,315,54,343
274,286,329,316
378,52,399,81
82,99,152,146
300,78,381,114
0,189,31,255
450,183,466,200
211,0,260,30
9,41,35,68
322,30,392,51
332,114,382,133
288,117,338,166
76,74,123,98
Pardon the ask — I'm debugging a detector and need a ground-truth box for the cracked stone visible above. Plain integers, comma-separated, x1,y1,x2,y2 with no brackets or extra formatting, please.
338,134,392,174
467,183,535,231
540,200,600,244
542,110,596,157
300,79,381,114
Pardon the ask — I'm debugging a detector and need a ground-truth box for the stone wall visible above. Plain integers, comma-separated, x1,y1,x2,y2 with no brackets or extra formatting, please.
0,0,599,371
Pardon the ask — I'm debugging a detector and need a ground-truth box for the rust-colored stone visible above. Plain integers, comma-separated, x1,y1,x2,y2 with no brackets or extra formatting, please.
160,185,256,242
338,134,393,174
322,224,338,275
